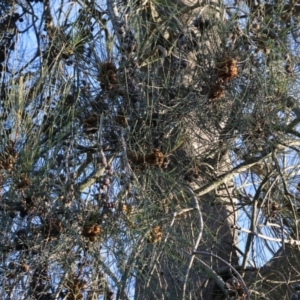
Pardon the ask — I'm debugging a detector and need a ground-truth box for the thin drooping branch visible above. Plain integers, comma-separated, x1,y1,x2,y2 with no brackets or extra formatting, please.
194,251,250,300
144,187,201,292
194,151,274,196
116,240,145,300
232,226,300,246
241,174,274,273
178,247,229,298
77,156,114,192
182,186,203,299
194,139,300,197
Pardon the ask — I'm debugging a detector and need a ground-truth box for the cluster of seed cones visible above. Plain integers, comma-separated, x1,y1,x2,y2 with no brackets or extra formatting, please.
208,84,225,100
98,62,118,90
127,148,164,169
209,56,238,101
64,275,87,300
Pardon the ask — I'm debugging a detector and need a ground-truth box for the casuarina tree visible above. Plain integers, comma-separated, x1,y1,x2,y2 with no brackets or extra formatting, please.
0,0,300,299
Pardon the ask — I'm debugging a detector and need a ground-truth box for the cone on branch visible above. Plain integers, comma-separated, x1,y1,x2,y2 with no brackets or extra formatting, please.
127,148,164,169
208,84,225,100
216,56,238,82
83,114,99,134
147,226,162,244
98,62,118,90
82,224,101,241
0,141,18,172
16,174,31,189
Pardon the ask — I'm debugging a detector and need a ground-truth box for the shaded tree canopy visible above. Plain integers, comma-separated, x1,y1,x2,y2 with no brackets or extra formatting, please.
1,0,300,299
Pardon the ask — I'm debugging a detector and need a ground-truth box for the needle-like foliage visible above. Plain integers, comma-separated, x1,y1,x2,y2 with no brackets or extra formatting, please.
1,0,300,299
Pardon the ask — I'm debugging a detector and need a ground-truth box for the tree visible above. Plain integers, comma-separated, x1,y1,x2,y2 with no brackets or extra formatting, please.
0,0,300,299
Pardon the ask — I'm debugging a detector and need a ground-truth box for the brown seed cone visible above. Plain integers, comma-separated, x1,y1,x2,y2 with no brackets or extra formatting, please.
83,114,98,134
127,151,144,166
128,149,164,169
16,174,31,189
88,236,97,242
73,278,87,291
20,263,29,272
216,57,238,82
98,62,118,90
145,149,164,167
82,224,101,238
271,202,279,211
115,112,128,127
147,225,162,244
208,84,224,100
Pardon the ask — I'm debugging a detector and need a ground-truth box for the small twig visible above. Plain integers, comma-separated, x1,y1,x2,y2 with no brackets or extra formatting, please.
272,152,299,242
277,212,285,254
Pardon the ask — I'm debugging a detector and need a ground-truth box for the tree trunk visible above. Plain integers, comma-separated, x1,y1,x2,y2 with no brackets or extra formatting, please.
129,1,240,299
